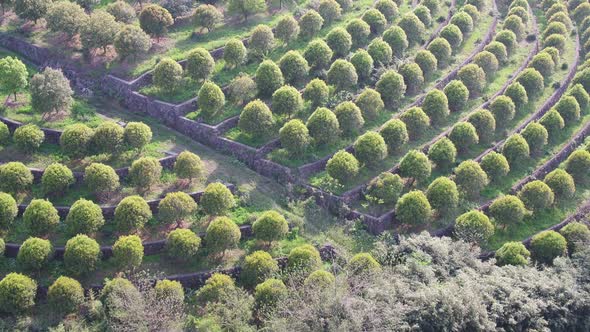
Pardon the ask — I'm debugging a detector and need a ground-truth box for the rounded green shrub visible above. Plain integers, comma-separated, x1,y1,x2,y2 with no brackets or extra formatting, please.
454,210,494,245
238,99,275,139
14,124,44,153
530,230,567,264
489,195,527,226
64,234,100,276
66,199,104,235
279,119,311,157
42,163,74,195
255,60,284,97
544,169,575,200
306,107,340,146
334,101,364,136
47,276,84,314
480,151,510,182
449,122,479,152
0,162,33,194
428,137,457,168
114,195,152,232
278,50,309,85
395,190,432,225
112,235,144,270
206,216,241,256
158,191,197,226
272,85,303,117
365,172,404,205
60,124,94,158
518,180,554,211
454,160,488,199
502,134,530,165
17,237,52,270
380,119,408,153
495,242,530,266
252,210,289,245
23,199,59,236
241,250,279,288
0,273,37,314
327,150,359,184
174,151,203,182
444,80,469,112
200,182,235,216
399,150,431,184
166,229,201,261
400,107,430,140
426,176,459,215
353,132,387,167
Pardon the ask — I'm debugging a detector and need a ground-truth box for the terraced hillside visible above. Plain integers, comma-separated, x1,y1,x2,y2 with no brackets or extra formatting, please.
1,0,590,329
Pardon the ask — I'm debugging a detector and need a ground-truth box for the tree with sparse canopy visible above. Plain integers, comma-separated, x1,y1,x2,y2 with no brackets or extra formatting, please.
81,10,119,54
139,5,173,40
194,4,223,32
115,25,152,61
30,68,73,116
14,0,49,23
228,0,266,22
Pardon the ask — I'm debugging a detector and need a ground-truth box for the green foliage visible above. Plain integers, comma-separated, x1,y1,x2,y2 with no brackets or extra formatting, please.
462,3,480,21
399,150,431,183
0,273,37,314
113,25,152,60
64,234,101,276
304,39,333,72
0,56,27,98
422,89,449,126
504,82,528,110
299,10,324,39
400,107,430,140
539,109,565,137
228,74,256,105
206,216,241,255
84,163,120,196
351,50,375,83
489,95,516,128
303,79,329,108
272,85,303,117
495,241,530,266
0,122,8,145
23,199,59,236
399,62,424,95
347,18,371,48
565,150,590,183
348,253,381,275
495,29,517,54
241,251,279,288
174,151,204,181
279,119,311,156
113,235,144,270
223,39,247,68
454,210,494,245
334,101,364,135
375,0,398,21
200,182,235,216
504,15,525,40
427,38,451,68
451,11,473,34
14,124,44,153
42,163,74,195
415,50,437,79
306,107,339,145
0,192,17,229
428,137,457,168
304,270,335,288
287,245,322,274
444,79,469,112
249,25,275,58
139,4,173,37
414,5,431,26
484,41,508,64
318,0,342,24
166,228,201,260
47,276,84,314
66,199,104,235
255,60,284,97
521,122,548,154
502,134,530,165
480,151,510,182
353,132,387,167
426,176,459,215
380,119,408,153
489,195,527,226
368,38,392,66
186,48,215,82
398,13,425,45
517,68,544,99
153,58,183,93
449,122,479,151
454,160,488,199
46,2,86,38
60,124,94,158
14,0,49,23
92,122,124,154
473,51,499,77
327,59,358,91
544,33,566,52
106,1,136,24
440,24,463,48
196,273,236,303
544,169,575,200
376,70,406,108
158,192,198,225
114,195,152,232
326,150,359,184
458,64,486,96
518,180,554,211
555,96,581,124
17,237,52,270
123,122,152,151
278,51,309,86
276,15,299,44
194,4,223,32
355,88,383,120
198,81,226,119
530,230,567,265
227,0,265,22
0,162,33,194
362,8,387,35
560,222,590,254
365,172,404,205
80,10,119,52
255,278,287,315
238,99,275,138
567,83,590,110
395,190,432,225
383,26,408,57
530,52,555,77
154,279,184,304
253,210,289,244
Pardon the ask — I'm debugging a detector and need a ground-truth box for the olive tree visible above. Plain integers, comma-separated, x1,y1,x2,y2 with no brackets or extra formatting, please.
14,0,49,23
115,25,152,61
106,1,136,23
46,2,86,39
139,4,173,39
30,68,73,115
0,56,27,102
80,10,119,54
